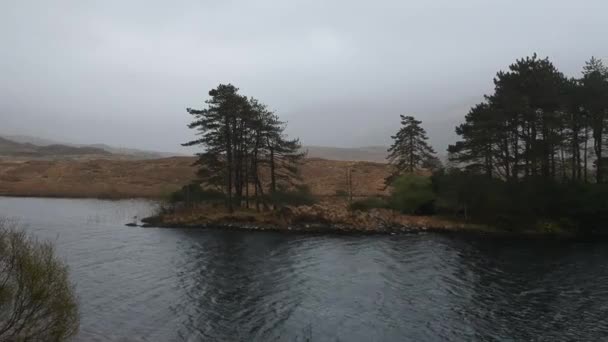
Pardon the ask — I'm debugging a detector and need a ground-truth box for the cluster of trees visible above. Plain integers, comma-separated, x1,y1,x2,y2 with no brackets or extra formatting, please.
183,84,305,212
440,55,608,228
378,55,608,231
183,56,608,231
448,54,608,184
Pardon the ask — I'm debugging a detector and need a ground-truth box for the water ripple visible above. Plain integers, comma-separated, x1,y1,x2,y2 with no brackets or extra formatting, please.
2,197,608,341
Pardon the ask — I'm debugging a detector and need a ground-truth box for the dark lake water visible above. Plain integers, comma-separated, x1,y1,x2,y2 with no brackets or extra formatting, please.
1,197,608,341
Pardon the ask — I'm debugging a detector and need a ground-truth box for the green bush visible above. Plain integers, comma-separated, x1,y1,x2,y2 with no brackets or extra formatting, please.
431,169,508,219
389,174,436,214
431,168,608,231
268,185,317,207
170,183,225,204
349,197,389,211
0,218,79,341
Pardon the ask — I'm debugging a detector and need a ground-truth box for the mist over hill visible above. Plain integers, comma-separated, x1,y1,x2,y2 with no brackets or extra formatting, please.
302,145,388,163
0,137,110,158
2,134,398,163
2,135,182,159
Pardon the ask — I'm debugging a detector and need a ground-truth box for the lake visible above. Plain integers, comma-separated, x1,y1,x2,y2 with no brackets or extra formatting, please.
0,197,607,341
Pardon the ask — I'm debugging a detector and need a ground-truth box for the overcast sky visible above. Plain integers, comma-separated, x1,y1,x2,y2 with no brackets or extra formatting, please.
2,0,607,153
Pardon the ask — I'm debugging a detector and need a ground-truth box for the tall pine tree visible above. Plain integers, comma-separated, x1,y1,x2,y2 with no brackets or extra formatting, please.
183,84,303,212
386,115,436,184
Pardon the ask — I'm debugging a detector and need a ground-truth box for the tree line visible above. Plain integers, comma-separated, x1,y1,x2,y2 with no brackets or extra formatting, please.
448,54,608,184
381,55,608,229
182,55,608,230
183,84,304,213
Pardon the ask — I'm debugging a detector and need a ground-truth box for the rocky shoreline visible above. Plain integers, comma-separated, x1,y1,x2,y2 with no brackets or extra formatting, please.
135,203,497,236
137,219,441,235
134,204,608,240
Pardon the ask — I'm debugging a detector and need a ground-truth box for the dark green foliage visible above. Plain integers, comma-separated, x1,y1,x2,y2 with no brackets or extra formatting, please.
183,84,304,212
441,55,608,231
432,169,515,221
421,155,443,172
267,185,317,207
449,54,608,184
432,168,608,231
349,197,389,211
169,183,225,204
350,175,436,214
386,115,435,184
388,174,436,214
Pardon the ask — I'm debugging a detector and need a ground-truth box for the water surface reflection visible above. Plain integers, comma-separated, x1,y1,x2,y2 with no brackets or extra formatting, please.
1,197,607,341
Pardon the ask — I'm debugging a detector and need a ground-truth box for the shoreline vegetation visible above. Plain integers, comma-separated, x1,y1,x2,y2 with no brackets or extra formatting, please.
140,203,608,240
143,55,608,239
5,54,608,240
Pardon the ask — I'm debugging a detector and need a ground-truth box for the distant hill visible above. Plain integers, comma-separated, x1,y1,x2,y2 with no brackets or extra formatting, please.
0,137,110,157
3,135,388,162
3,135,180,159
302,145,388,163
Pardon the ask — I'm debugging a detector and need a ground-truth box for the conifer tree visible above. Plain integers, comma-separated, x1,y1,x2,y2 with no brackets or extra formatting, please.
582,57,608,183
386,115,436,184
183,84,303,212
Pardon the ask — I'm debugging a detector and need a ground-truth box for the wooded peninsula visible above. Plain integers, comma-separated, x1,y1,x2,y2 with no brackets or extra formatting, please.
140,54,608,238
3,54,608,238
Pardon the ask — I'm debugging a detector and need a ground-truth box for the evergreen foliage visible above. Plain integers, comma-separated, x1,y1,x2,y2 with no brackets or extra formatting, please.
386,115,436,184
389,174,436,214
440,55,608,230
183,84,304,212
448,54,608,183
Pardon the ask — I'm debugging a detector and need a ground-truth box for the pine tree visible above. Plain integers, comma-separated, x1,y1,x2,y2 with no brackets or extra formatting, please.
265,116,305,195
183,84,303,212
582,57,608,183
448,103,496,178
386,115,435,184
183,84,248,212
450,54,569,182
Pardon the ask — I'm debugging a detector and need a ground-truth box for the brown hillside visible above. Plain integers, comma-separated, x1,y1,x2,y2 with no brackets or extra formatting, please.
0,137,110,158
303,146,388,163
0,157,391,199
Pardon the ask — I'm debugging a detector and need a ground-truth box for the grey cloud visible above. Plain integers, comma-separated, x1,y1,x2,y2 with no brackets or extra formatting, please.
2,0,607,153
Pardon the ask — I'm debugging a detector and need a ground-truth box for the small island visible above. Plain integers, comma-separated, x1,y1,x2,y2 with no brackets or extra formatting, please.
141,55,608,239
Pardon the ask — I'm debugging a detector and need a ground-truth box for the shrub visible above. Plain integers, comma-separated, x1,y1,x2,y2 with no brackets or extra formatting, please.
431,168,608,231
335,189,349,197
349,197,388,211
268,185,317,207
389,174,436,214
169,183,225,204
0,218,79,341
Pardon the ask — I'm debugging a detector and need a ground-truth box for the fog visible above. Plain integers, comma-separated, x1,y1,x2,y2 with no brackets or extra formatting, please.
1,0,607,153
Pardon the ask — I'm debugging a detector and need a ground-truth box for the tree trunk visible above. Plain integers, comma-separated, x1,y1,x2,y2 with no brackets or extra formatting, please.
225,116,234,213
584,126,589,183
244,149,249,209
408,134,414,173
560,147,566,181
270,145,277,193
595,126,604,183
531,123,537,177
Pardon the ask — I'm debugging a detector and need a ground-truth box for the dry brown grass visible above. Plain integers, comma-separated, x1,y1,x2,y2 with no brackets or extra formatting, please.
0,157,195,198
0,157,392,199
